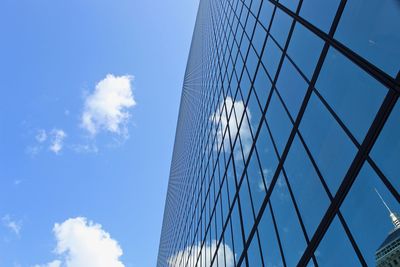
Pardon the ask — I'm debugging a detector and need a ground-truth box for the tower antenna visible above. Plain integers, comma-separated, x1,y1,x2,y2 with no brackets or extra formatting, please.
375,188,400,229
375,188,393,214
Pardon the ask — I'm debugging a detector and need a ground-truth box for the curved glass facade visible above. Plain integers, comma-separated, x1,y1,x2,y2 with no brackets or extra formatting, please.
158,0,400,266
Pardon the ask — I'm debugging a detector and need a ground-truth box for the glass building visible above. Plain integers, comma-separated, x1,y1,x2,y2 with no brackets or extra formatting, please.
158,0,400,266
375,213,400,267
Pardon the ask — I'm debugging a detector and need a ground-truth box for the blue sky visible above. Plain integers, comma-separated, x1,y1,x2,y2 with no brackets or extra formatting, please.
0,0,199,266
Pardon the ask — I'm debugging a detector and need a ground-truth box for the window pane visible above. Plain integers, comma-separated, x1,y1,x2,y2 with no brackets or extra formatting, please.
270,8,293,48
287,22,324,79
262,38,282,78
316,48,387,142
246,149,266,215
258,204,285,266
266,91,293,155
335,0,400,76
256,122,279,189
371,100,400,193
270,173,307,266
231,200,245,257
246,90,263,134
276,57,309,119
240,6,249,28
239,177,256,239
278,0,299,12
245,56,258,91
240,35,251,61
258,1,274,29
224,220,237,266
300,93,357,194
250,0,262,16
245,10,256,37
240,70,252,103
247,234,263,267
284,135,330,236
341,162,400,265
253,65,272,107
315,216,361,266
252,22,267,56
299,0,341,33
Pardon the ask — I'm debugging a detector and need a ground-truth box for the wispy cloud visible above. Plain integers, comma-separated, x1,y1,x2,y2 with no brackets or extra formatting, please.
49,129,67,154
168,240,234,267
33,261,61,267
81,74,136,137
35,217,124,267
2,215,22,236
258,179,266,192
35,129,47,143
26,128,67,155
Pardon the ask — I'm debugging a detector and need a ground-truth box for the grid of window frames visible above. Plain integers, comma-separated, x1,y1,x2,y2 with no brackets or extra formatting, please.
158,0,400,266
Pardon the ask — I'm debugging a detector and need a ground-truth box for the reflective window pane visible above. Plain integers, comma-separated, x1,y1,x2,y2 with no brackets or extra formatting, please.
266,91,293,155
316,48,387,142
246,149,266,215
371,100,400,193
252,22,267,56
253,65,272,107
278,0,299,12
300,0,341,33
250,0,262,16
231,200,245,257
247,234,263,266
258,1,274,29
335,0,400,76
300,93,357,194
276,57,309,119
245,10,256,37
270,173,307,267
255,122,279,189
315,216,361,266
239,177,256,239
262,38,282,78
287,22,324,79
270,8,293,48
284,135,330,236
258,204,285,267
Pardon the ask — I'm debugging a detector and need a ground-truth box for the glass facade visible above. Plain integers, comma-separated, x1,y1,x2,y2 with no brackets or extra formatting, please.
158,0,400,266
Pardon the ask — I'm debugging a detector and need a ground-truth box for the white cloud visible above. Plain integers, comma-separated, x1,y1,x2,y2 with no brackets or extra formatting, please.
49,129,67,154
70,144,99,154
81,74,136,136
2,215,22,236
36,129,47,143
211,96,252,158
168,240,234,267
36,217,124,267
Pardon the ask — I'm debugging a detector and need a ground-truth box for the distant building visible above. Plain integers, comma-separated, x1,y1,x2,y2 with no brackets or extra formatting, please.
376,191,400,267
